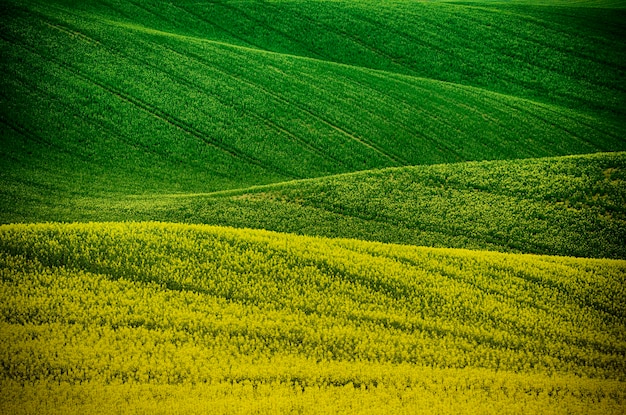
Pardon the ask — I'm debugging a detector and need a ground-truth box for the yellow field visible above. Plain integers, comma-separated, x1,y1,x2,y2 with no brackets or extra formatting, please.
1,222,624,413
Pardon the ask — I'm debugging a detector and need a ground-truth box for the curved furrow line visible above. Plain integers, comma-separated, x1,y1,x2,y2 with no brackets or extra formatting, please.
383,8,624,108
344,6,459,60
534,104,624,144
157,39,405,167
153,43,350,170
155,42,407,166
102,13,580,133
253,192,483,248
89,11,530,107
34,4,342,171
35,3,624,164
404,12,589,99
352,247,555,319
482,94,601,152
9,70,233,177
463,3,625,44
0,73,89,163
458,5,626,74
1,34,245,183
371,75,543,157
2,26,296,180
379,68,624,152
165,1,269,52
40,4,404,168
369,79,476,157
42,0,626,114
5,7,303,180
209,1,327,60
7,1,624,177
255,1,412,72
187,31,623,150
51,10,345,171
323,69,486,162
0,115,63,156
331,79,458,161
47,15,334,174
501,99,623,152
280,70,416,165
91,0,270,56
430,5,626,103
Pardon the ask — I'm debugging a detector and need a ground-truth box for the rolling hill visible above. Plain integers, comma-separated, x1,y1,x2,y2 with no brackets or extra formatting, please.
1,0,625,203
1,0,626,413
6,152,625,259
0,222,625,414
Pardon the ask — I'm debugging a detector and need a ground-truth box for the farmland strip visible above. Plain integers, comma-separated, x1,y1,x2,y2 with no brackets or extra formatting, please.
2,14,298,180
152,38,405,166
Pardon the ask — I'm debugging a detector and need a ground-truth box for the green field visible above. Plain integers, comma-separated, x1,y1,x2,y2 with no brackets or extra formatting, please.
7,152,625,259
176,152,626,259
1,0,625,199
1,0,625,413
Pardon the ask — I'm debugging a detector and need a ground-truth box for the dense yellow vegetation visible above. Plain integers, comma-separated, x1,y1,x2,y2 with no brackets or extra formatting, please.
1,222,624,413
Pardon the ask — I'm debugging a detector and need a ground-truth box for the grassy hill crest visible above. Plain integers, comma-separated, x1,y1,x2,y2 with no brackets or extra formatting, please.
8,152,624,259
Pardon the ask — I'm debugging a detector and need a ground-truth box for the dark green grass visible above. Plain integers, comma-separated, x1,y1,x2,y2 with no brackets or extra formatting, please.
1,0,625,201
7,152,625,260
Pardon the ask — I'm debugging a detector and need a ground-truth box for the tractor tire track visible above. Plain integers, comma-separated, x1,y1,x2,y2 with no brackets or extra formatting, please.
202,1,327,60
324,68,479,162
164,40,404,166
4,70,233,178
2,28,293,180
481,92,603,153
263,2,413,74
68,18,342,173
274,67,415,165
165,1,268,52
35,5,348,173
0,113,67,157
153,43,349,170
5,11,298,179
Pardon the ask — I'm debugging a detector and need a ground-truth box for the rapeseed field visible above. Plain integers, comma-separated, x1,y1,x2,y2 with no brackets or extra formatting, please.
0,222,625,413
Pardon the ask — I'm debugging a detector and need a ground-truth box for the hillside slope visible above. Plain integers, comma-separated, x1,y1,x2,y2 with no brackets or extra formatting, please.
1,222,625,413
1,0,625,202
17,0,626,113
13,152,624,259
2,2,626,413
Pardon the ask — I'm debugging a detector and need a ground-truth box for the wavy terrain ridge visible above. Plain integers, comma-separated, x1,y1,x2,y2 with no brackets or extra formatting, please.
0,222,625,413
1,0,626,413
1,0,625,199
8,152,625,259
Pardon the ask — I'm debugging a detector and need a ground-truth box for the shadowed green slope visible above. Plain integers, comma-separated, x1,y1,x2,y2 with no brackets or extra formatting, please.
182,152,626,259
1,0,625,202
9,152,625,259
1,222,625,413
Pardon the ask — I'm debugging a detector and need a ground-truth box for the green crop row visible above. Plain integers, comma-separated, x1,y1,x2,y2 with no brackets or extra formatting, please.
20,0,625,115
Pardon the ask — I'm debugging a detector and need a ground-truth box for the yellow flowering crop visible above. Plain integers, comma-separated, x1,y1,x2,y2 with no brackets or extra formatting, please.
0,222,624,413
